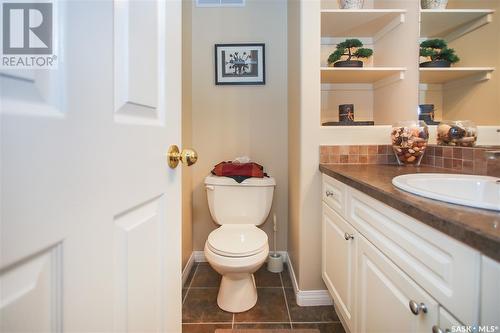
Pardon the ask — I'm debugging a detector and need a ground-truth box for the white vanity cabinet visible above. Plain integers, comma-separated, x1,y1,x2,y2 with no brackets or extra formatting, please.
321,173,500,333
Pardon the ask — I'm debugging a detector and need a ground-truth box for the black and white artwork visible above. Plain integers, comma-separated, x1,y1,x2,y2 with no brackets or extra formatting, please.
215,43,265,85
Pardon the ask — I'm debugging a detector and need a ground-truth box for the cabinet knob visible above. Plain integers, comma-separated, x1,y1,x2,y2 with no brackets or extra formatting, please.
409,300,427,315
432,326,443,333
326,190,335,197
344,232,354,240
432,326,450,333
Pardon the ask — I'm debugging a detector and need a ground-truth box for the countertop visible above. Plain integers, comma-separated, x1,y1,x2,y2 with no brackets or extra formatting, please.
319,164,500,261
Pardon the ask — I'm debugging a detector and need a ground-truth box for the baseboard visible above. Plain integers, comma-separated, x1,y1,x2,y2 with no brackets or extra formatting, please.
286,254,333,306
182,252,195,287
191,249,332,307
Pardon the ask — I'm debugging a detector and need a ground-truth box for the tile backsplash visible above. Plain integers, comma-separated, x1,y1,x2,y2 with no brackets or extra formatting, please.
421,146,500,177
319,145,500,177
319,145,397,165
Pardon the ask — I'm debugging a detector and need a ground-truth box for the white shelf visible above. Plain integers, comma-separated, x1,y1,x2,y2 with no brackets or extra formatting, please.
420,9,494,41
321,67,406,85
419,67,495,85
321,9,406,40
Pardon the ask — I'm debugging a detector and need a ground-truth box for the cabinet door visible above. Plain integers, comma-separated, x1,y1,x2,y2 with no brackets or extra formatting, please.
356,234,438,333
434,307,462,333
322,203,357,331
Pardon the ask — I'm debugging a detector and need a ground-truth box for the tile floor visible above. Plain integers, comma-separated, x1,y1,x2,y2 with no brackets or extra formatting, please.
182,262,345,333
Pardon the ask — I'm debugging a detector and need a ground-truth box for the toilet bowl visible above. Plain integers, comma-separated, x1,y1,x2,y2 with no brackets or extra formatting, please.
203,175,275,313
205,224,269,312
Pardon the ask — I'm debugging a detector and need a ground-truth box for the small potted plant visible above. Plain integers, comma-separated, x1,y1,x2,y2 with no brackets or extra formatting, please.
327,39,373,68
421,0,448,9
419,39,459,67
338,0,364,9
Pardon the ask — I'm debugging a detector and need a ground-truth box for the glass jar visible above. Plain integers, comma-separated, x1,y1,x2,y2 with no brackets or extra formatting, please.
437,120,477,147
391,121,429,166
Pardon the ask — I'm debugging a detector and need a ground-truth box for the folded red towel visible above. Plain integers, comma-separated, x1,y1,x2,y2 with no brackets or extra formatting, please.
211,162,264,178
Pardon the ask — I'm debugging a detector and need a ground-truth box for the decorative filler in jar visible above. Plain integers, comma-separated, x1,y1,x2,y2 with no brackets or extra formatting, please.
421,0,448,9
437,121,477,147
391,121,429,166
327,39,373,68
338,0,364,9
339,104,355,122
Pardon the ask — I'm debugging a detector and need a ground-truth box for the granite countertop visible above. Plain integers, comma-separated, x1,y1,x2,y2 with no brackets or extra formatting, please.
319,164,500,261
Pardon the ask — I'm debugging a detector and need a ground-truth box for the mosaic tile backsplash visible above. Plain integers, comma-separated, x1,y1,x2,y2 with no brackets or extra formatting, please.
319,145,500,177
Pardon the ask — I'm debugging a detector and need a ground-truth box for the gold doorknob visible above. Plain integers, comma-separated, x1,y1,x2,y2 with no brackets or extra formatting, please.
167,145,198,168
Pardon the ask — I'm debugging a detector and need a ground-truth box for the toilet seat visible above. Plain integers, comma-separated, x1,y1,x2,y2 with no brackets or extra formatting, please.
207,224,268,258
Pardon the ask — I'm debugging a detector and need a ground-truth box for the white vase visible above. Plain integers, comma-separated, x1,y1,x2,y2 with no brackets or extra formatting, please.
338,0,364,9
421,0,448,9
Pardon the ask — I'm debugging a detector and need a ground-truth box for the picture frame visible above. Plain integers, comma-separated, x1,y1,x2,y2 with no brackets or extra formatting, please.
214,43,265,85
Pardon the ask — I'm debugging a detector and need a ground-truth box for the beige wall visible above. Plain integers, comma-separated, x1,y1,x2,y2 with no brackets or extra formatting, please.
188,0,289,252
182,0,193,269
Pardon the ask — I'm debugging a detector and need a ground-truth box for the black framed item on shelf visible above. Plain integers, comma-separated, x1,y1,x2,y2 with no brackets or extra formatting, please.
214,43,265,85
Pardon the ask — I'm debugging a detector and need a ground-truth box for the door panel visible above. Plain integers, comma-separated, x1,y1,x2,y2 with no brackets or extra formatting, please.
356,235,438,333
114,0,166,125
114,196,165,332
0,244,62,333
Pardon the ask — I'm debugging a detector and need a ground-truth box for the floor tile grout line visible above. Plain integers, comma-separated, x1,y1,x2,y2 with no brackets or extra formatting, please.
182,321,231,325
182,321,340,324
279,272,293,329
291,321,342,324
182,263,199,305
230,321,296,325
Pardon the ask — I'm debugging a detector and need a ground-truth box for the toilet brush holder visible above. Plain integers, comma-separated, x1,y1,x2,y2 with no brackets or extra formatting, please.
267,253,283,273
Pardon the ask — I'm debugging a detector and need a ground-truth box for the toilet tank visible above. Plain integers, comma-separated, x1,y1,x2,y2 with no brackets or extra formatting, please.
205,175,276,226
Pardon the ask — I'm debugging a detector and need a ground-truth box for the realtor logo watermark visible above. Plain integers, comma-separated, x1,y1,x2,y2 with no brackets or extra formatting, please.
1,2,57,68
451,325,499,333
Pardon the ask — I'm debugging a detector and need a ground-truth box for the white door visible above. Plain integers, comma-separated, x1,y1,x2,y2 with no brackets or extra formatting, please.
0,1,183,332
322,203,356,332
356,235,438,333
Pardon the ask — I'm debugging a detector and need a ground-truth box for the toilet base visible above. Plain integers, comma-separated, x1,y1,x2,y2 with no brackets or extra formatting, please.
217,273,258,313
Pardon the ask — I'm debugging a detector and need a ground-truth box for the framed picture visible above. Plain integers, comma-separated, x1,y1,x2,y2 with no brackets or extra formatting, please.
215,43,265,85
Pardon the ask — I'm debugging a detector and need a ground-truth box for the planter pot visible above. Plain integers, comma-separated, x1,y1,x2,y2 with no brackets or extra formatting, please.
420,60,451,68
338,0,364,9
334,60,363,68
421,0,448,9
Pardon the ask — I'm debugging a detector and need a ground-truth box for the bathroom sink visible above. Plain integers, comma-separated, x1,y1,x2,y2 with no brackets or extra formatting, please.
392,173,500,211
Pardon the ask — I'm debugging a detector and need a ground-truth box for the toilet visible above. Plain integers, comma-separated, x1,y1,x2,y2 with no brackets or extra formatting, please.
204,175,275,313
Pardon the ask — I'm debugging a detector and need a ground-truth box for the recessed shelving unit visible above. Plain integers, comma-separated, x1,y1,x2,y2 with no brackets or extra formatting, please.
419,67,494,84
420,9,495,41
321,67,406,84
321,9,406,40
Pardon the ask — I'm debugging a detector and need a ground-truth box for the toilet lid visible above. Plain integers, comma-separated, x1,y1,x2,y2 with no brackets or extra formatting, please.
207,224,268,258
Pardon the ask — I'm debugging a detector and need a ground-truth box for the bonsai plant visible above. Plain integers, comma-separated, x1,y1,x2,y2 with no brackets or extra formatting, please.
419,39,459,67
338,0,364,9
327,39,373,68
421,0,448,9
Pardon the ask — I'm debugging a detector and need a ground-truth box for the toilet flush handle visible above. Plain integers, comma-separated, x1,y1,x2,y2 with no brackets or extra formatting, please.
206,185,215,191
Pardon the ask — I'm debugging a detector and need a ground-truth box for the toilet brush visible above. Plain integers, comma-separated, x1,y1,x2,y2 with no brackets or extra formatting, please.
267,213,284,273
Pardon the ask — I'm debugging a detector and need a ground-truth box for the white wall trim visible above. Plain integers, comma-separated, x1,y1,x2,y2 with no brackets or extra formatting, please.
182,252,196,287
189,250,333,306
286,254,333,306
